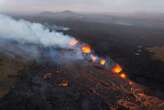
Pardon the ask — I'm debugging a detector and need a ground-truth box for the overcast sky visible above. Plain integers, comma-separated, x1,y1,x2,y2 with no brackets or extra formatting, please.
0,0,164,13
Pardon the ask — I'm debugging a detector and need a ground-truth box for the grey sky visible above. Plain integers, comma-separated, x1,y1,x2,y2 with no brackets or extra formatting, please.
0,0,164,13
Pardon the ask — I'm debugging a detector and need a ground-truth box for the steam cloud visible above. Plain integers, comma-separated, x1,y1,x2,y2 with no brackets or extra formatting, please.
0,14,83,61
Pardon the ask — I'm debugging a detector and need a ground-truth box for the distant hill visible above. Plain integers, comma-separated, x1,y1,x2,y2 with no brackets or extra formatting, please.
38,10,83,19
11,11,160,29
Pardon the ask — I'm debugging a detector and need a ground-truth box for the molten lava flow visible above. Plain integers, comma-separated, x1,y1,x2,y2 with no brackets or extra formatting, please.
91,55,97,62
99,58,106,65
69,37,129,81
81,44,91,54
112,64,122,74
69,38,79,47
119,73,127,79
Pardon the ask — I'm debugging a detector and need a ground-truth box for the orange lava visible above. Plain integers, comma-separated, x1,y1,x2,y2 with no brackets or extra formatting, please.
119,73,127,79
112,64,122,74
69,38,79,47
81,44,91,54
99,58,106,65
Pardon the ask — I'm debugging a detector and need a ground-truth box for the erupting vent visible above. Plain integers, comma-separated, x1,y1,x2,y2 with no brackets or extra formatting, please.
119,73,127,79
112,64,123,74
99,58,106,65
81,44,92,54
67,37,128,80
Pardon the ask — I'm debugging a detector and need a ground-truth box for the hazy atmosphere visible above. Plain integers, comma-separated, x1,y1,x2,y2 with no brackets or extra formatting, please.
0,0,164,13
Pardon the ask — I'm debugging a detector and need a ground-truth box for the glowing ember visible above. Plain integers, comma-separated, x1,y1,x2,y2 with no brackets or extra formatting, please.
112,64,122,73
69,38,79,47
99,58,106,65
81,44,91,54
91,55,97,62
59,80,69,87
119,73,127,79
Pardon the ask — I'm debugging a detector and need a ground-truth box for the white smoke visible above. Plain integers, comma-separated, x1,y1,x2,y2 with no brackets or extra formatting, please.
0,14,74,48
0,14,84,61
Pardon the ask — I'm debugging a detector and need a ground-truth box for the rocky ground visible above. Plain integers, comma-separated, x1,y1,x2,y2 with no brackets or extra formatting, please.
0,54,28,97
0,55,164,110
10,14,164,102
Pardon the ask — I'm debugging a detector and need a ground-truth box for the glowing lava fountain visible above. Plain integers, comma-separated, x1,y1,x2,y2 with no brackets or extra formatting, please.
68,38,128,80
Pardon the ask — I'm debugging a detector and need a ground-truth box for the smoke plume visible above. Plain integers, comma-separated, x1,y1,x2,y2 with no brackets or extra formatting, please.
0,14,83,61
0,14,74,48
